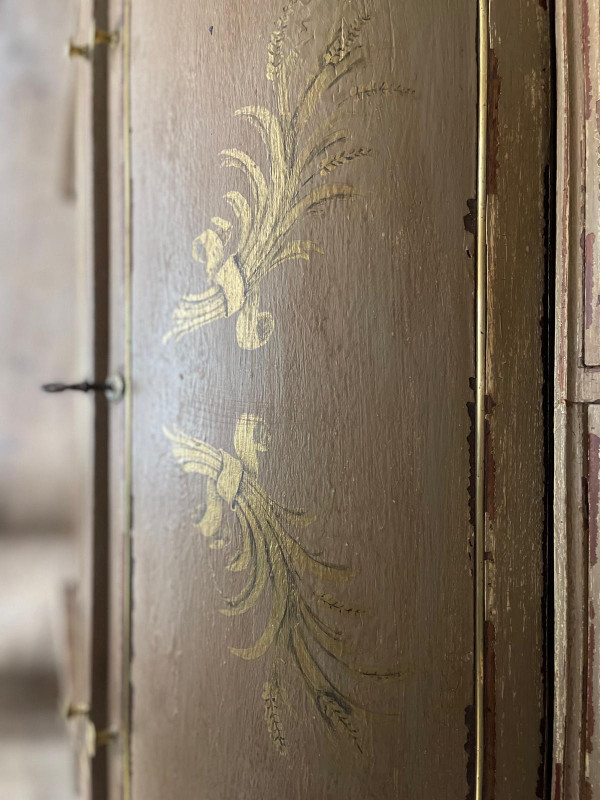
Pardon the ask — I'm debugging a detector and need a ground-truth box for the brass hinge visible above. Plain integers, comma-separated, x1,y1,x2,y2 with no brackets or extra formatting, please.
63,702,119,757
67,24,120,61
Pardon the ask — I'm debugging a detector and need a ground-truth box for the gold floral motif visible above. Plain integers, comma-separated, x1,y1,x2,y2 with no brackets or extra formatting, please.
165,415,402,754
164,2,389,349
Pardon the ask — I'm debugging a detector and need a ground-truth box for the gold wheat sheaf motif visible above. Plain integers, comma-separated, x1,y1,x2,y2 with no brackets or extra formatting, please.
165,416,401,754
164,1,408,350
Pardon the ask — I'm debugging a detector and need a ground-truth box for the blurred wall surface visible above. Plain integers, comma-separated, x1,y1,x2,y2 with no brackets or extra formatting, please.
0,0,82,797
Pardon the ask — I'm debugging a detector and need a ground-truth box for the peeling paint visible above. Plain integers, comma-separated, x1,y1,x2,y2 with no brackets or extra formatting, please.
484,621,496,800
464,703,476,800
589,432,600,566
587,608,596,755
466,383,496,528
486,50,501,196
485,395,496,522
558,8,570,396
554,762,562,800
597,99,600,205
582,0,593,121
464,197,477,236
584,233,597,331
467,377,476,532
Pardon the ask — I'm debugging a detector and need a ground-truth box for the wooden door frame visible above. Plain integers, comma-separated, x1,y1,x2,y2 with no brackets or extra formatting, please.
553,1,600,797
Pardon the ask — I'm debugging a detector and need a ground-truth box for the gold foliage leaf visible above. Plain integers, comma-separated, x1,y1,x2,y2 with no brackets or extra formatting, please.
323,10,371,67
219,148,268,218
234,414,269,475
316,690,363,752
227,509,252,573
191,229,224,277
234,107,286,185
163,287,228,343
266,1,298,82
229,532,288,659
262,681,287,755
284,183,358,234
342,81,416,105
320,147,372,176
195,479,222,538
163,427,222,480
260,240,324,280
294,112,352,175
223,191,252,254
318,592,365,616
221,502,269,616
295,48,364,134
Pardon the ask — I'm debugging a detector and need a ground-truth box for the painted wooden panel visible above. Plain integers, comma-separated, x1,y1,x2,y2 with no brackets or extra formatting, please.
127,1,477,797
485,2,552,797
554,1,600,797
587,406,600,794
582,0,600,367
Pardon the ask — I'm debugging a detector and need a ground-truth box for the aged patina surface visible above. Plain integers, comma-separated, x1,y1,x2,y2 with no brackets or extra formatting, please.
71,0,553,797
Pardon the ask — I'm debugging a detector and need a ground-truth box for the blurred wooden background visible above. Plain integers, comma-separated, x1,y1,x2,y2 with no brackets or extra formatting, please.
0,0,83,797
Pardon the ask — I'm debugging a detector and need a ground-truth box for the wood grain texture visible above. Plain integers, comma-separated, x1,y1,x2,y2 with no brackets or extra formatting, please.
554,1,600,797
105,0,128,797
127,1,477,797
580,0,600,367
484,3,552,798
586,406,600,796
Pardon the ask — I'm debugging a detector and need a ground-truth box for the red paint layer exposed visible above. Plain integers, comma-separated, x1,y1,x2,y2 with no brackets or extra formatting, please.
587,610,596,755
589,433,600,566
485,418,496,522
486,50,501,195
554,762,562,800
558,9,570,396
484,621,496,800
584,233,597,331
597,100,600,190
464,704,476,800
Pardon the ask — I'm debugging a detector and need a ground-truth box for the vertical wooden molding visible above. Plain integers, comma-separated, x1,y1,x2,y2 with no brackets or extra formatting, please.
475,2,489,799
484,1,552,797
554,0,600,797
122,0,133,796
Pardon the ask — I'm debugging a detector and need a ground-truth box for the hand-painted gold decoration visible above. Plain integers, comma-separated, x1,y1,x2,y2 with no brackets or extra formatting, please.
164,2,393,349
165,415,401,754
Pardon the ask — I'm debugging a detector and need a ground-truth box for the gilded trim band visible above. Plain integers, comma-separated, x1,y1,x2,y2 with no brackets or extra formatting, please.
475,1,489,798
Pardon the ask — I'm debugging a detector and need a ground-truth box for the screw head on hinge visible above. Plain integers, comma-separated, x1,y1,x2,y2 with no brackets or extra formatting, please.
66,26,119,60
66,39,90,60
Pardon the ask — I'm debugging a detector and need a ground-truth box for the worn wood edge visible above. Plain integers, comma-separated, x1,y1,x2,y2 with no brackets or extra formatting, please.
122,0,133,796
484,2,552,796
554,0,600,796
88,0,113,796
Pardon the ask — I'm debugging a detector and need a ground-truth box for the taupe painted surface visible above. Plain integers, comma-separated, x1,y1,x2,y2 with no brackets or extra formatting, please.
128,1,477,797
485,2,551,798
